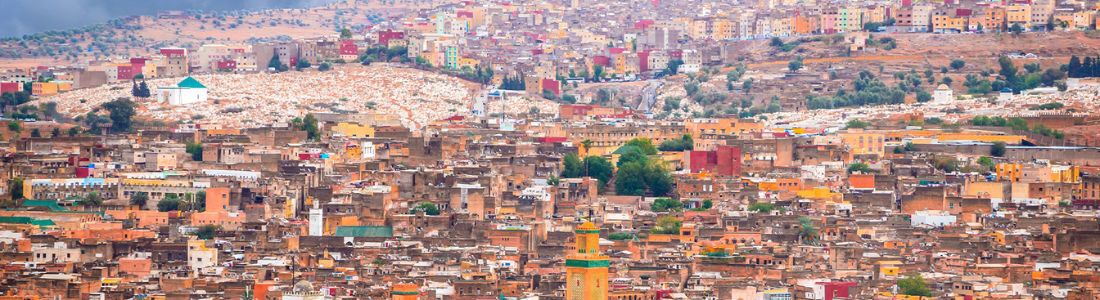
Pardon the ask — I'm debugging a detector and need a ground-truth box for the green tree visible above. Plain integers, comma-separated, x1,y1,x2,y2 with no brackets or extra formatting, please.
950,59,966,70
268,55,287,72
130,192,149,208
10,178,24,200
67,127,80,137
318,62,332,71
194,225,220,240
846,119,870,129
295,114,320,140
748,202,775,213
788,56,804,72
651,215,682,234
157,195,182,212
650,198,683,212
193,191,206,212
340,28,353,39
622,138,658,155
80,192,103,207
295,58,311,71
898,274,933,297
583,156,614,188
798,216,818,244
644,162,673,197
101,98,136,133
991,141,1006,157
658,134,694,151
1009,23,1024,36
137,80,151,98
410,202,441,215
186,142,203,161
7,121,20,133
614,161,648,196
977,156,995,170
848,162,872,174
561,153,584,178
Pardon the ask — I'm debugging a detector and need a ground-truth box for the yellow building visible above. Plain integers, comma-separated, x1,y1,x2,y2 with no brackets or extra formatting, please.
840,130,885,159
711,19,735,40
330,122,375,138
685,118,764,136
996,163,1023,182
457,57,480,70
878,260,903,279
32,82,59,96
997,163,1080,183
565,222,609,300
1005,5,1031,27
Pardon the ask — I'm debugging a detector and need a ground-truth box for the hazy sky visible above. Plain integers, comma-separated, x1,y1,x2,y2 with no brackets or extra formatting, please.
0,0,334,37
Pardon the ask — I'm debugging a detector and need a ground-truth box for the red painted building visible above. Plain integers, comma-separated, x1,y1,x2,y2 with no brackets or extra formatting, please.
817,282,857,300
0,82,19,94
160,48,187,57
378,30,405,45
537,137,567,143
117,65,135,81
592,56,611,67
216,59,237,71
130,58,147,77
688,145,741,176
339,40,358,56
638,51,650,72
541,79,561,95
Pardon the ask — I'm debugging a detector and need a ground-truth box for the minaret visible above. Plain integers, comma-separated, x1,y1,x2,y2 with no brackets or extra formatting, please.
565,221,609,300
308,198,323,236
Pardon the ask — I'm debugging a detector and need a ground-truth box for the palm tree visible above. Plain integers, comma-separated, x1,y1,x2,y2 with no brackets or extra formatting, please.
81,192,103,208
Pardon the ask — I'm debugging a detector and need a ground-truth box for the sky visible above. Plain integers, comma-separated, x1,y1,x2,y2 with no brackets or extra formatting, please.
0,0,334,37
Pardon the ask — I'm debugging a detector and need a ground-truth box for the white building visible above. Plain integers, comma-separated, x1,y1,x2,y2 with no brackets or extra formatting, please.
933,84,954,103
911,210,957,228
187,240,217,277
32,242,81,263
157,77,208,105
308,201,323,236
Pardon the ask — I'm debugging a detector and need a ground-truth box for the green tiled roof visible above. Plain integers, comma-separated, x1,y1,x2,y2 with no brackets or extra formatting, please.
0,216,56,228
334,226,393,238
612,144,641,155
21,199,68,212
177,76,206,89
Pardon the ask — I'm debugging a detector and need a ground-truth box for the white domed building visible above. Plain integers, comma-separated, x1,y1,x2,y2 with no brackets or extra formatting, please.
933,84,954,103
282,280,324,300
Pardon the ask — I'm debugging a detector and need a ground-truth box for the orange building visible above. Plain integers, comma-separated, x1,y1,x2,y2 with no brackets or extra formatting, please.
119,257,152,278
565,222,609,300
849,174,875,190
190,187,246,230
392,283,419,300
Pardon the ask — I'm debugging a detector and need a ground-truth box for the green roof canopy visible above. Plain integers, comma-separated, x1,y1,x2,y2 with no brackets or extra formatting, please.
0,216,57,228
177,77,207,89
334,226,393,238
21,199,68,212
